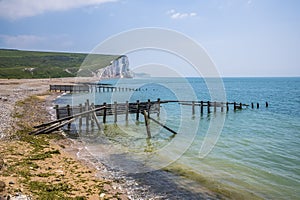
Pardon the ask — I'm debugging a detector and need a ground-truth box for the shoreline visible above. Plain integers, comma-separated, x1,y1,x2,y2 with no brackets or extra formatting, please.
0,78,228,199
0,78,130,199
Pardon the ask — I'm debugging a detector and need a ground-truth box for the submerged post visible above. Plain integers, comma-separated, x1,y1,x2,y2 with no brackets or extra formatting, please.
147,99,151,118
257,103,260,109
200,101,203,114
226,102,229,112
214,101,217,112
251,102,254,109
157,98,161,117
234,102,237,111
136,100,140,121
266,102,269,108
192,101,195,115
125,101,129,122
207,101,210,113
143,110,151,138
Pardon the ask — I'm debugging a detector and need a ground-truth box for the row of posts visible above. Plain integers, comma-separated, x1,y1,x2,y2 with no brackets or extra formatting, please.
56,98,160,131
90,86,140,93
56,99,268,137
191,101,269,115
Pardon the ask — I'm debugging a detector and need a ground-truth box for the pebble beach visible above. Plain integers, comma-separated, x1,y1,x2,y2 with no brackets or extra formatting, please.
0,78,130,199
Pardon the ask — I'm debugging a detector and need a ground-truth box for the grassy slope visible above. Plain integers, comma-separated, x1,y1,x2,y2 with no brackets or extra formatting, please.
0,49,119,78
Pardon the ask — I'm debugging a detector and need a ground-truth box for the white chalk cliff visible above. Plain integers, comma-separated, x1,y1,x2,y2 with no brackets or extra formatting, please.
97,55,133,78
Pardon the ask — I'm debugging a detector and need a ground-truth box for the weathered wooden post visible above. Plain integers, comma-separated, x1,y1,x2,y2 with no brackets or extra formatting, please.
136,100,140,121
266,102,269,108
114,101,117,123
67,105,71,130
234,102,237,111
257,103,259,109
125,101,129,122
103,102,107,123
93,112,102,130
85,100,89,130
251,102,254,109
192,101,195,115
91,103,95,128
143,110,151,138
221,103,224,112
147,99,151,118
240,102,242,109
55,105,60,119
214,101,217,112
79,103,83,131
157,98,161,117
200,101,203,114
226,102,229,112
207,101,210,113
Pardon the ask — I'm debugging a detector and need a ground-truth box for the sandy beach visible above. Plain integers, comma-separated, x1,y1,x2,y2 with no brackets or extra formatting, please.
0,78,129,199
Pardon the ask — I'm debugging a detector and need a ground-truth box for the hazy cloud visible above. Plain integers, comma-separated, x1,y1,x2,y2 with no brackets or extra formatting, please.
0,34,74,50
0,0,117,20
0,34,45,48
166,9,197,19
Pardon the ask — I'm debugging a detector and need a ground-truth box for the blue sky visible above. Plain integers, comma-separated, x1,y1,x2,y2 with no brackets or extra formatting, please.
0,0,299,77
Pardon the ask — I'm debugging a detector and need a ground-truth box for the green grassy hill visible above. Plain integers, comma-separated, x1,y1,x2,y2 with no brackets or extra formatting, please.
0,49,119,78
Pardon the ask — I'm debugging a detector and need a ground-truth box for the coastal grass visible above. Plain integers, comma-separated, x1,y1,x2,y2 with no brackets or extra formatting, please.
0,49,119,78
0,93,127,199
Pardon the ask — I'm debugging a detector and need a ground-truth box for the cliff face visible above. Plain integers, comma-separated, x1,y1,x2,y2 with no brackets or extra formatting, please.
97,55,133,78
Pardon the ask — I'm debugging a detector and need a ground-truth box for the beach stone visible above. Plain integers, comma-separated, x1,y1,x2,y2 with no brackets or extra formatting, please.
0,158,4,170
0,181,6,192
99,193,106,200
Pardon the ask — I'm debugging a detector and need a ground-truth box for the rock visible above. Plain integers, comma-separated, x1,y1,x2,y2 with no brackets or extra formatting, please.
99,193,106,200
0,181,6,192
9,181,15,185
0,158,4,170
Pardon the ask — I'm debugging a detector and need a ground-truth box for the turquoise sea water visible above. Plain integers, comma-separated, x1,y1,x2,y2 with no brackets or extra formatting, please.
57,77,300,199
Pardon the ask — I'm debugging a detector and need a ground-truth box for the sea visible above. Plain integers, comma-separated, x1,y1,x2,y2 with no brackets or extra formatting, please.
56,77,300,199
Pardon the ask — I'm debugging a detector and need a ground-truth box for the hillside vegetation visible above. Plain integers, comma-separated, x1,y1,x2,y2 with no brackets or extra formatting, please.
0,49,119,78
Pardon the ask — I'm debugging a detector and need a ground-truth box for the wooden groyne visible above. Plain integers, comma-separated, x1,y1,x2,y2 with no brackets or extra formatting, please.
30,99,268,138
49,84,139,93
54,99,161,123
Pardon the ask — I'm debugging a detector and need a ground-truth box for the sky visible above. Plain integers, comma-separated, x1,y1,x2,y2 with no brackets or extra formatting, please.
0,0,299,77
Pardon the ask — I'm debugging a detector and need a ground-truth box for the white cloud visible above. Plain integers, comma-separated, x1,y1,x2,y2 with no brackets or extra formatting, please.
166,9,197,19
0,0,117,20
166,9,175,15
